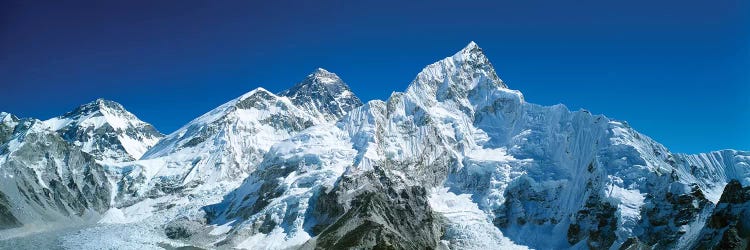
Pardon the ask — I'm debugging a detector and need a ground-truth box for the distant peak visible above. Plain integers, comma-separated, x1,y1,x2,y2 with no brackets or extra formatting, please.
465,41,480,50
292,68,353,92
94,98,125,110
313,67,332,75
250,87,272,95
64,98,127,118
406,41,507,99
236,87,278,107
455,41,486,58
278,68,362,121
305,68,342,85
240,87,273,98
1,112,18,123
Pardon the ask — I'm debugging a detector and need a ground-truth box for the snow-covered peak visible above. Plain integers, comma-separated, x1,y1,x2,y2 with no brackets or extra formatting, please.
152,87,298,140
457,41,483,59
405,42,510,109
279,68,363,121
0,112,19,145
48,99,141,130
128,87,323,193
310,67,338,83
0,112,18,126
42,98,163,162
464,40,480,50
237,87,272,102
142,87,293,158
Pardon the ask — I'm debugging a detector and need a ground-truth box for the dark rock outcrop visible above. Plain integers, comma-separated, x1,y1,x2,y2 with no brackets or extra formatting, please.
638,183,712,248
567,195,618,249
310,167,443,249
694,180,750,250
0,191,22,230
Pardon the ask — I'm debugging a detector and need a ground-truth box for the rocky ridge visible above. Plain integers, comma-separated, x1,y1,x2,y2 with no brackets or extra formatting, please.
0,43,748,250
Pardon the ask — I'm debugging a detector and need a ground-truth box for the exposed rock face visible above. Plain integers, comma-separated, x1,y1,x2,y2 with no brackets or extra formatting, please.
0,101,159,229
567,195,618,249
311,168,443,249
0,119,112,226
694,180,750,249
0,112,18,146
279,68,363,122
0,191,21,230
1,42,749,250
196,42,750,250
637,183,712,248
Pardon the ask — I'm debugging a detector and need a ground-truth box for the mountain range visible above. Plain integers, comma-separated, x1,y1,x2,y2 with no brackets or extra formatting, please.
0,42,748,250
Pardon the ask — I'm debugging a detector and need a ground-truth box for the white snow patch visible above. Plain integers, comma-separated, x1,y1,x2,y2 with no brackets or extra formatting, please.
209,221,234,236
236,227,310,250
429,187,527,250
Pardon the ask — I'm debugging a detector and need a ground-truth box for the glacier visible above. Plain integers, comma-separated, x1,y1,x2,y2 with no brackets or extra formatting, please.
0,42,748,250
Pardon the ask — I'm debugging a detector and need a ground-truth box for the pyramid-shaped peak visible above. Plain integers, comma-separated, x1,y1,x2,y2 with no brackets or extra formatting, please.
62,98,128,118
235,87,281,109
1,112,18,124
454,41,487,59
42,98,162,161
464,41,480,50
305,68,343,85
94,98,127,110
238,87,273,100
313,67,333,75
278,68,362,121
405,41,507,100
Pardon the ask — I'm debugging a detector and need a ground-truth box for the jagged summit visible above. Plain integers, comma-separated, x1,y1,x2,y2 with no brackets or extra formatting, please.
0,112,18,144
460,41,481,53
135,84,323,187
61,98,128,118
292,68,347,90
137,69,362,186
309,67,338,83
404,41,512,112
279,68,362,121
42,98,163,161
2,42,749,250
233,87,279,109
0,112,17,124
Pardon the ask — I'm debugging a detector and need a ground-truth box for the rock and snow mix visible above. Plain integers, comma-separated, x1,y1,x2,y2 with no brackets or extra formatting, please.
0,42,748,250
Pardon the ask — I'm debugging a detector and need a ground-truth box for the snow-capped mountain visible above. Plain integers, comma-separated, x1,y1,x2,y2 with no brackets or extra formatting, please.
0,42,748,250
0,100,162,237
0,114,112,233
195,42,750,249
43,99,163,162
279,68,363,121
114,69,362,206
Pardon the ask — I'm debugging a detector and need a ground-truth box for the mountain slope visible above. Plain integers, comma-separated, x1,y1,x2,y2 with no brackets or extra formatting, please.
115,69,362,207
0,43,747,250
0,116,112,235
0,100,161,238
199,42,750,250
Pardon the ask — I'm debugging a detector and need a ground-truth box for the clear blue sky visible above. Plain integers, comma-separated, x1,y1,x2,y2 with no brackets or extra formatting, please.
1,0,748,153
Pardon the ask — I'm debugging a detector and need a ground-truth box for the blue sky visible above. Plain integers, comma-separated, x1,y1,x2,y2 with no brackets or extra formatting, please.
1,0,748,153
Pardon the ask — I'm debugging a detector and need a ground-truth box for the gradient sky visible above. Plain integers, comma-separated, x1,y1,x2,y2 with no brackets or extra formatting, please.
1,0,748,153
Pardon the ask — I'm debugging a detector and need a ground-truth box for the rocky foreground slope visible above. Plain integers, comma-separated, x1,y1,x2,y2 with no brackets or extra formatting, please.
0,42,748,250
